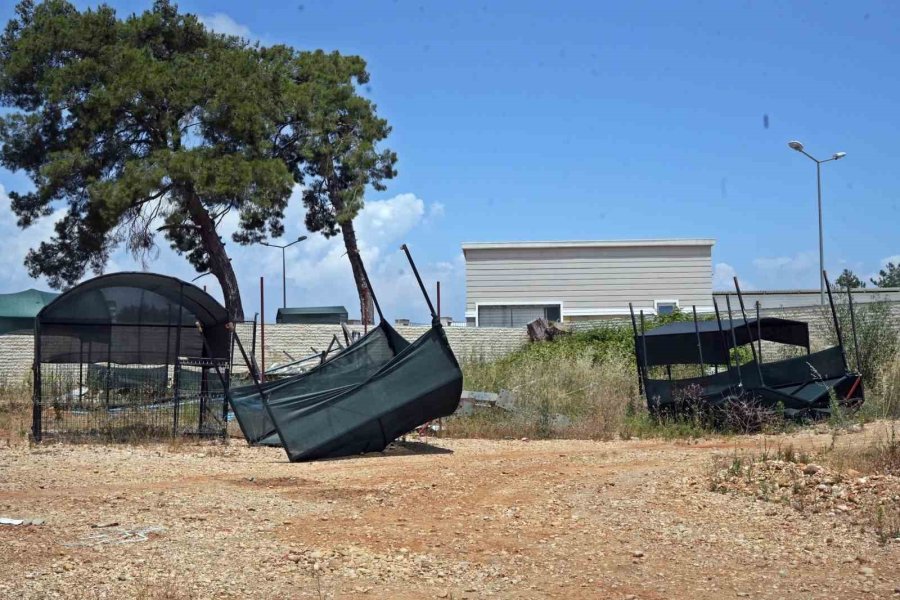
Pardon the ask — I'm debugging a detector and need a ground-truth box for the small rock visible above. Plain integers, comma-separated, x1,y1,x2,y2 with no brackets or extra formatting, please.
803,464,822,475
91,521,119,529
631,550,644,558
859,566,874,577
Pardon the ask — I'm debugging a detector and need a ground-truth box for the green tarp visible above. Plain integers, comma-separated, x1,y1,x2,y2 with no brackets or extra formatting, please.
229,321,408,446
229,321,463,461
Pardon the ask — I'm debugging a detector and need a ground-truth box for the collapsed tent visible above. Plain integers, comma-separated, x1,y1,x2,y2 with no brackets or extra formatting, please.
631,275,864,418
250,321,460,461
229,321,409,446
228,244,463,461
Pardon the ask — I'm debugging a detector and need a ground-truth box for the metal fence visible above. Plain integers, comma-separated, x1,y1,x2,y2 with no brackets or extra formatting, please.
34,358,229,441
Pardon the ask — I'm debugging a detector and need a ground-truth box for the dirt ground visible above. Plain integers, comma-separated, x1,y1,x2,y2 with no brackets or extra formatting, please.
1,425,899,599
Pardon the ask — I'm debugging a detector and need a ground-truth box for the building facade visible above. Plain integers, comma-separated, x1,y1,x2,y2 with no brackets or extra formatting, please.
463,239,715,326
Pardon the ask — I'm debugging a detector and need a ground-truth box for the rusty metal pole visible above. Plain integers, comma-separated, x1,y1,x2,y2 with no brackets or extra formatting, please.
437,281,441,321
260,276,265,383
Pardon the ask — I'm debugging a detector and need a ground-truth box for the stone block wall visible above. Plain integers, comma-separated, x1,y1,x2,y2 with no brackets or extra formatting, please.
235,322,529,369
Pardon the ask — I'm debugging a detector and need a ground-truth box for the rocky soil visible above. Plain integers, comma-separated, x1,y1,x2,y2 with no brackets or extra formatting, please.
1,425,899,599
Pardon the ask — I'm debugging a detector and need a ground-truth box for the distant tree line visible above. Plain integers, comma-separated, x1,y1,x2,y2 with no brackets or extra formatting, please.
835,264,900,290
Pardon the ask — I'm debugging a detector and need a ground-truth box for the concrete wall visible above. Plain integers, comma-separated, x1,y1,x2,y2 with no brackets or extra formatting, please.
0,333,36,385
463,239,715,321
4,300,896,382
0,323,530,383
236,322,528,367
714,288,900,310
570,303,900,352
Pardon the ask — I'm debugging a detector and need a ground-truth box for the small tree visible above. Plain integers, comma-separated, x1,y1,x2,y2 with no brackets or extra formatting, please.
870,262,900,288
277,50,397,324
0,0,296,319
835,268,865,289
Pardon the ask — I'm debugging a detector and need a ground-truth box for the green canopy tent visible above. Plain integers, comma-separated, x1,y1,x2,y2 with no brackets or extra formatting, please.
0,289,58,335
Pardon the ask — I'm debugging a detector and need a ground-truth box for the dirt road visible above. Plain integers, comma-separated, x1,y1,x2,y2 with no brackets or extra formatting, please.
1,427,898,599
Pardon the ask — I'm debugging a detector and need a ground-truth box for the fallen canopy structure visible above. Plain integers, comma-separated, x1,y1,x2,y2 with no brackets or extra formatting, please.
229,320,409,446
631,273,864,418
228,245,463,461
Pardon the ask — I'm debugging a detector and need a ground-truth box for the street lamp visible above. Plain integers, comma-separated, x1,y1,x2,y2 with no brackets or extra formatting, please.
787,140,846,305
260,235,308,308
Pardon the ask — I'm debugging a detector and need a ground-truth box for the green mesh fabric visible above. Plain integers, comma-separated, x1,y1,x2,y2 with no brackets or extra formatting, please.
234,323,462,462
228,321,409,446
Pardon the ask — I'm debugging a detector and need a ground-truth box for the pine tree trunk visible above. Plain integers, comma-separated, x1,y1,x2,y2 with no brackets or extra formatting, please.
185,193,245,321
340,218,372,325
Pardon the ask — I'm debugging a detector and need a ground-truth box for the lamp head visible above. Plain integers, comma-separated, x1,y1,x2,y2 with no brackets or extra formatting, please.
832,152,846,160
788,140,804,152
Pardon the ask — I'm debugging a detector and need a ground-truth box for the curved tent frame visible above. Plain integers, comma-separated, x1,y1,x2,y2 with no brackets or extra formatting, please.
33,272,232,441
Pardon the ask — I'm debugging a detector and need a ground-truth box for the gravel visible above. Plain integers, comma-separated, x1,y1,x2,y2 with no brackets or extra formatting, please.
1,425,898,599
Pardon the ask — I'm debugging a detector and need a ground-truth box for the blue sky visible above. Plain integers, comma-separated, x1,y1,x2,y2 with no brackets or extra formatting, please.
0,0,897,322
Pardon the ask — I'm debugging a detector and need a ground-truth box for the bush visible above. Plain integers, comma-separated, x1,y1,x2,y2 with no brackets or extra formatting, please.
819,297,899,386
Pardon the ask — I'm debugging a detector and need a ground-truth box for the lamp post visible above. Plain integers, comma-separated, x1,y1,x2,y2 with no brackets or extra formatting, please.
787,140,846,305
260,236,308,308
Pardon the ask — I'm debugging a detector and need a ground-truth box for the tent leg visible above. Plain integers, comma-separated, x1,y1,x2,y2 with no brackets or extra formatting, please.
628,303,644,396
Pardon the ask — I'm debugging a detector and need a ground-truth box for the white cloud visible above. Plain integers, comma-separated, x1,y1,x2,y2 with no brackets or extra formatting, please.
0,185,67,290
750,251,820,288
713,262,740,290
0,184,456,322
198,13,253,38
279,192,458,322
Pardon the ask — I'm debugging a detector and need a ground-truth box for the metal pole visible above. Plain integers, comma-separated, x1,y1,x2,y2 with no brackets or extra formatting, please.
713,299,732,372
628,303,644,395
638,310,651,383
692,305,704,377
846,285,861,372
32,319,42,443
437,281,441,320
725,295,743,386
823,271,848,370
733,277,764,386
173,284,184,436
282,247,287,309
817,160,825,305
259,277,265,383
756,301,763,364
400,244,438,322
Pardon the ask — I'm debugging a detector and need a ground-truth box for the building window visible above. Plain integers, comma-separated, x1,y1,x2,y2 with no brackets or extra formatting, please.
655,300,679,316
477,304,562,327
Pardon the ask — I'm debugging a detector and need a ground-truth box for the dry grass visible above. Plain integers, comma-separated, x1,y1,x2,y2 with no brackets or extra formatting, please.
0,381,31,447
449,352,638,440
869,353,900,419
823,423,900,476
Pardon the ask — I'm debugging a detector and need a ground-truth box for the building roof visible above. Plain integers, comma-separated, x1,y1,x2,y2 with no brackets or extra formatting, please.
277,306,348,316
461,238,715,252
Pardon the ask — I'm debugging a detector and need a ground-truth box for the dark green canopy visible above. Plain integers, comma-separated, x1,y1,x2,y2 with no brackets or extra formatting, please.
230,322,462,462
0,288,58,334
229,321,409,446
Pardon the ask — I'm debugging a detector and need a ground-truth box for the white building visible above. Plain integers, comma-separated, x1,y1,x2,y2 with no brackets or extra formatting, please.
462,239,715,326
